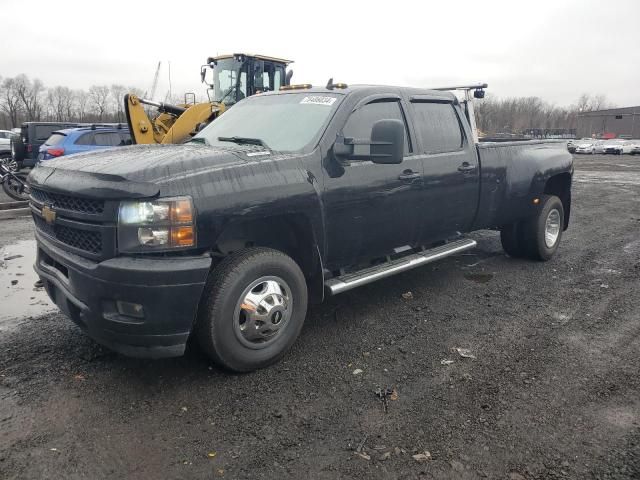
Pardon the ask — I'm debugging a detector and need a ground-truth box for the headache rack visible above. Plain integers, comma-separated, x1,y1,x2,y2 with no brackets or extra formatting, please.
431,83,488,144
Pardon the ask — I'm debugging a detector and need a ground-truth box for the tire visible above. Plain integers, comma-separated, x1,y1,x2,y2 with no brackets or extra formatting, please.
500,222,526,258
0,154,18,173
2,172,30,201
520,195,564,261
196,247,308,372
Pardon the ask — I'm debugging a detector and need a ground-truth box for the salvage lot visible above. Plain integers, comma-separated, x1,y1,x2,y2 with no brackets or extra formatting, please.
0,154,639,479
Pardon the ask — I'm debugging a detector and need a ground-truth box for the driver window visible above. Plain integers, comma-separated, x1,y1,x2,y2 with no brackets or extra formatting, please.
342,100,410,156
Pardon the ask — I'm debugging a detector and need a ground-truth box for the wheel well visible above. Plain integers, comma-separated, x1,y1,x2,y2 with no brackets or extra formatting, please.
214,215,324,302
544,173,571,229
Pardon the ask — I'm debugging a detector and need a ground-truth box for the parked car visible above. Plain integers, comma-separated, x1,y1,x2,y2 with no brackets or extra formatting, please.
11,122,84,168
0,130,18,170
575,140,595,154
37,125,131,162
29,84,573,371
593,140,606,154
621,140,636,155
567,138,592,153
602,139,626,155
629,140,640,155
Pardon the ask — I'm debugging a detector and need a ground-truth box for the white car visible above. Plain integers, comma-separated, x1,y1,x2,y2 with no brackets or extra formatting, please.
602,139,626,155
0,130,13,155
575,141,595,154
621,140,637,154
592,140,606,154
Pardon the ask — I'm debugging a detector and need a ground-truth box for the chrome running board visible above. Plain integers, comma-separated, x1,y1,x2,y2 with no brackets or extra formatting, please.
325,238,477,295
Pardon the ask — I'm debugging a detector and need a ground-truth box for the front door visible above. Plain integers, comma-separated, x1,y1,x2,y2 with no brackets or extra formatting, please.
322,99,423,269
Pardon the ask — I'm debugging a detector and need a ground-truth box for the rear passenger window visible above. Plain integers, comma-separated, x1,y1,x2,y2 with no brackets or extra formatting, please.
75,133,95,145
411,102,464,154
94,132,122,146
343,100,411,156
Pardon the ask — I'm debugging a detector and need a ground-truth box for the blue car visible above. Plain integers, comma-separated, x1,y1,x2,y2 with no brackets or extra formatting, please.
37,125,132,162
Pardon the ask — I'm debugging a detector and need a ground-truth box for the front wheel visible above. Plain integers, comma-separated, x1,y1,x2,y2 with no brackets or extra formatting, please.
196,247,308,372
2,173,30,201
0,154,18,173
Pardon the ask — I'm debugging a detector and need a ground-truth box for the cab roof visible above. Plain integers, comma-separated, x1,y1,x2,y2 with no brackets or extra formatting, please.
208,53,293,65
269,84,457,102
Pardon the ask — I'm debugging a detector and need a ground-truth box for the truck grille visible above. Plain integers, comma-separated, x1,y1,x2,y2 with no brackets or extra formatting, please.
33,215,103,255
30,187,105,215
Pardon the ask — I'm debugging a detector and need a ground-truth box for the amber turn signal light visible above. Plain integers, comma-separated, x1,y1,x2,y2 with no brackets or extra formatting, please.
171,226,194,247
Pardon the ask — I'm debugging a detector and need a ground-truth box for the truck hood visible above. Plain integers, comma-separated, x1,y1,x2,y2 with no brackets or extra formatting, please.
28,144,270,199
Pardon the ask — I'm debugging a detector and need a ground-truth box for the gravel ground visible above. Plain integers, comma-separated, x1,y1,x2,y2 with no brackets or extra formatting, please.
0,154,639,480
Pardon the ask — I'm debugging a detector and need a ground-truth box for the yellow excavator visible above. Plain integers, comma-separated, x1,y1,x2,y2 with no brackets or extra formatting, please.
124,53,293,145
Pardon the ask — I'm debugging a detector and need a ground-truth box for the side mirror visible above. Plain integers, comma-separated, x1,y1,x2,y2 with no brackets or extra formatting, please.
370,119,404,164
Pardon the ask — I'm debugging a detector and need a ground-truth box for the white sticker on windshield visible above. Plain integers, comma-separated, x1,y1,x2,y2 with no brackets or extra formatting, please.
300,96,336,106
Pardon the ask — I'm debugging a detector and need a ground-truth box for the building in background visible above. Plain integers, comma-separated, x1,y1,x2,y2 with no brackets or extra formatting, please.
577,106,640,139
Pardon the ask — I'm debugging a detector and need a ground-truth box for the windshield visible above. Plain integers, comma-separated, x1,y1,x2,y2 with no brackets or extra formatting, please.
211,58,247,107
193,93,342,152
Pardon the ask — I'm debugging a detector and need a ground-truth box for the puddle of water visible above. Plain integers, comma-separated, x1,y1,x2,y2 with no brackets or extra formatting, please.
464,272,494,284
0,239,56,332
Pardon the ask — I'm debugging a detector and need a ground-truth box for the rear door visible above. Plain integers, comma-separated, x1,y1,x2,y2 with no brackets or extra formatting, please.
408,98,480,244
322,97,424,267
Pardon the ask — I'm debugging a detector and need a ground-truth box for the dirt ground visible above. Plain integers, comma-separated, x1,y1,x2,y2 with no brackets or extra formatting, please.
0,154,639,480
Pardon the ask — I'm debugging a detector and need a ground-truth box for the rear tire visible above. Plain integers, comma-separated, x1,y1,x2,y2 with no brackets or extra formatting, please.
520,195,564,261
196,247,308,372
500,222,526,258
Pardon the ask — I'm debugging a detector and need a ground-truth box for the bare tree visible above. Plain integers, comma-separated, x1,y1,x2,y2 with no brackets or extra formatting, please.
14,74,44,120
110,84,127,122
47,86,73,121
88,85,110,121
73,89,90,121
0,77,23,127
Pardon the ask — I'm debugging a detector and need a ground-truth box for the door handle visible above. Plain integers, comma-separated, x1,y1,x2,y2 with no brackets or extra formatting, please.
398,171,421,181
458,162,477,172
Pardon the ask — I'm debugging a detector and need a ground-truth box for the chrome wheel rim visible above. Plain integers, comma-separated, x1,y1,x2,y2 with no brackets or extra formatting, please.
0,157,18,173
544,209,561,248
233,276,292,349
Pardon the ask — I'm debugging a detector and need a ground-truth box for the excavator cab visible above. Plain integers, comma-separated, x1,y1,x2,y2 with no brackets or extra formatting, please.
201,53,293,107
125,53,293,145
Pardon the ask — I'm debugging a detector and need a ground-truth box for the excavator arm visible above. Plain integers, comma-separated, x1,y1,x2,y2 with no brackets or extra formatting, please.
124,94,224,144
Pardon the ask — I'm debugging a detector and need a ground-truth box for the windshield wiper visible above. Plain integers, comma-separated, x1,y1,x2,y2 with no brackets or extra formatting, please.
218,136,270,149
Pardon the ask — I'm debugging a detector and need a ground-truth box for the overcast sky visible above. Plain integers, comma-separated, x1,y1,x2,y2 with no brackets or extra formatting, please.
1,0,639,107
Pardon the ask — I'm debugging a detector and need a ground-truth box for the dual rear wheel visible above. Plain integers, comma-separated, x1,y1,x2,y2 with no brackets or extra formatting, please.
500,195,564,261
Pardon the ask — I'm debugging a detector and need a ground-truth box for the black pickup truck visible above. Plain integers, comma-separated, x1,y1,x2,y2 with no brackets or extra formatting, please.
28,84,573,371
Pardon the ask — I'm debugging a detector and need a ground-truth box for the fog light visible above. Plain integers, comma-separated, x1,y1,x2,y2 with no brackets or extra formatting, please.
116,301,145,319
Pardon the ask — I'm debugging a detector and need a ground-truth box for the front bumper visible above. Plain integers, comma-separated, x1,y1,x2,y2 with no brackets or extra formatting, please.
34,231,212,358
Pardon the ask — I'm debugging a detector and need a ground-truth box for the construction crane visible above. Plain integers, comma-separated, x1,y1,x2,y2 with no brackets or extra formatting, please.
145,61,161,101
125,53,293,145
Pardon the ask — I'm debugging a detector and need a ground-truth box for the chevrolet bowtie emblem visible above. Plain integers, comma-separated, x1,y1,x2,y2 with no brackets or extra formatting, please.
42,205,57,224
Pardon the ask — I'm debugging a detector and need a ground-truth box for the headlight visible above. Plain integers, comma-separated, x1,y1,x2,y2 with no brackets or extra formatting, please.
117,196,196,253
